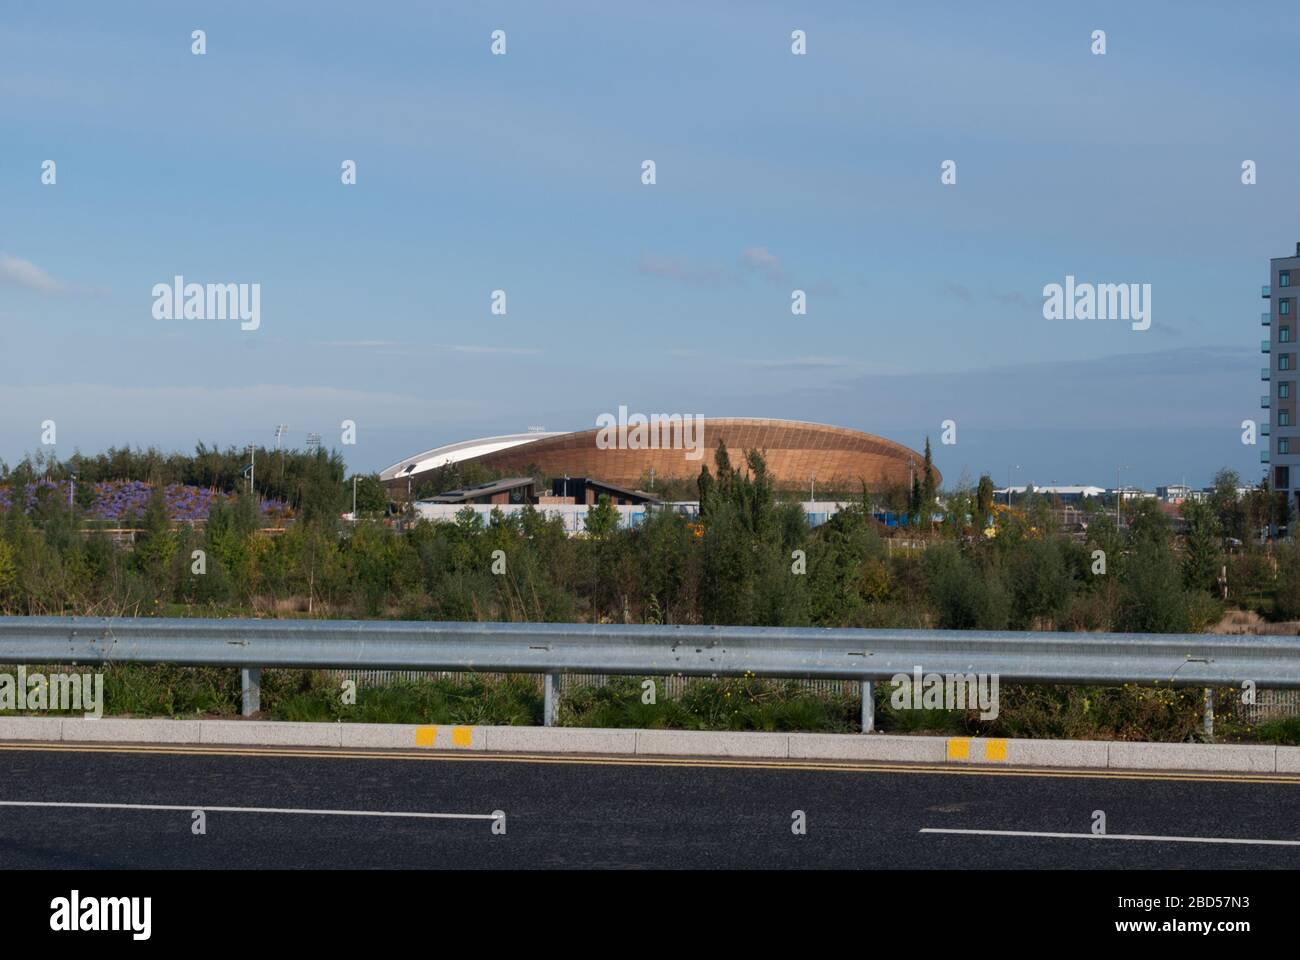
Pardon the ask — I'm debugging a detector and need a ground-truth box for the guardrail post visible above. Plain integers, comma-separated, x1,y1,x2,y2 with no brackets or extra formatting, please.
242,667,261,717
543,673,560,727
861,680,875,733
1203,687,1214,740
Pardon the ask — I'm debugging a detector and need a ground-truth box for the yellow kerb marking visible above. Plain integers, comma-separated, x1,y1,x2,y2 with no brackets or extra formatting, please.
414,726,437,747
452,727,472,747
947,738,970,760
985,739,1008,761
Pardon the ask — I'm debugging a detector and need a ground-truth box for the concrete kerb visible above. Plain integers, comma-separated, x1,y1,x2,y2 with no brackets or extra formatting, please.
1106,741,1278,774
62,717,200,744
0,717,1295,773
634,729,790,758
787,732,946,763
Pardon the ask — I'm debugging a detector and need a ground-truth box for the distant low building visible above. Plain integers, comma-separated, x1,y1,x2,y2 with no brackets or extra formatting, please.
545,477,660,507
995,484,1106,505
420,477,536,505
1156,483,1194,503
1107,485,1156,501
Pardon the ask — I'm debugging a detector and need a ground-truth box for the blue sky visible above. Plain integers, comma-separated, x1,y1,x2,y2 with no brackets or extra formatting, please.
2,0,1297,489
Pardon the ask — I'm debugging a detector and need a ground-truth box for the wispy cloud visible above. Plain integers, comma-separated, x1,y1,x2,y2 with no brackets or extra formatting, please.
0,253,62,294
636,253,728,287
988,289,1031,308
939,281,974,304
740,246,785,282
755,356,849,371
322,340,405,349
941,284,1033,308
444,344,541,355
320,340,541,355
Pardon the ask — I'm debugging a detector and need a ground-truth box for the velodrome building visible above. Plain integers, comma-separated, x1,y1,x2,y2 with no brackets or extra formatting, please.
380,418,937,498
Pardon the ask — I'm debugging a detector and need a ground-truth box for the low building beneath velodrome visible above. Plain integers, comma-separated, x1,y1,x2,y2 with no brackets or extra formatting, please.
418,475,661,508
380,418,937,500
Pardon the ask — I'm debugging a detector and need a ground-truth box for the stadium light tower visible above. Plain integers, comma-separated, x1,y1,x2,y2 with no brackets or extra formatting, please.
62,460,78,508
1116,464,1132,528
274,424,289,450
306,432,322,451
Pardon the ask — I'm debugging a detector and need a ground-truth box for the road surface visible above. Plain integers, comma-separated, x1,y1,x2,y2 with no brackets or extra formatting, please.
2,742,1298,869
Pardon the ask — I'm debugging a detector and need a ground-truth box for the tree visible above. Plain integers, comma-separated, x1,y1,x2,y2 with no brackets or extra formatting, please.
976,474,995,521
1274,542,1300,619
1120,534,1190,633
0,537,16,608
1208,468,1245,541
1007,537,1073,628
713,440,735,504
1244,481,1271,542
1180,499,1222,592
923,542,1009,629
133,486,176,596
1273,490,1292,537
584,494,618,538
921,437,936,531
696,465,714,519
297,450,346,524
348,474,388,515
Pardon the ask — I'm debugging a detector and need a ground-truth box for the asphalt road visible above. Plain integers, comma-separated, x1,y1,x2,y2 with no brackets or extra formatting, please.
2,743,1299,869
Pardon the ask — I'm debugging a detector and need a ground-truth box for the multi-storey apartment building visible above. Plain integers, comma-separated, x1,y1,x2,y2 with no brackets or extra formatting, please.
1264,243,1300,510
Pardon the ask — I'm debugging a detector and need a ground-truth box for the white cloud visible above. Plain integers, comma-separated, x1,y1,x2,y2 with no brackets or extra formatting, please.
444,344,541,355
0,253,62,294
636,253,728,287
321,340,405,349
755,356,848,371
320,340,541,356
740,246,785,281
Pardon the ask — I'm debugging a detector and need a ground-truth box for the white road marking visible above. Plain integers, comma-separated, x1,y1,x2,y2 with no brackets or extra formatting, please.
920,827,1300,847
0,800,498,820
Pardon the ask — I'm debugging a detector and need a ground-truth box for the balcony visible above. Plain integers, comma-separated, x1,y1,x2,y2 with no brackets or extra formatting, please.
1263,312,1272,326
1262,367,1271,381
1263,285,1272,298
1263,339,1272,353
1263,394,1271,408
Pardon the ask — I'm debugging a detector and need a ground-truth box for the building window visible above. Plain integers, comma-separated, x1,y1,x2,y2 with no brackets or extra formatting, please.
1282,382,1292,399
1283,271,1292,288
1278,466,1291,490
1283,439,1292,455
1282,410,1292,426
1284,327,1293,343
1284,299,1293,316
1282,354,1293,371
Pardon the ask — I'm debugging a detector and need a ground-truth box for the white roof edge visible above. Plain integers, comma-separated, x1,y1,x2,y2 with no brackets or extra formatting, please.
379,432,564,481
